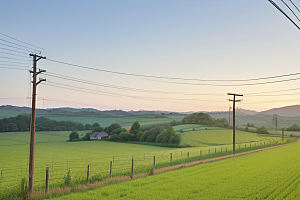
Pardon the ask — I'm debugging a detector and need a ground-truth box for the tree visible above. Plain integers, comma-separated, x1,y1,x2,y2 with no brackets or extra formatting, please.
106,123,121,135
92,123,100,127
257,126,269,134
130,121,141,136
92,126,103,133
84,124,92,130
69,130,79,141
111,128,126,135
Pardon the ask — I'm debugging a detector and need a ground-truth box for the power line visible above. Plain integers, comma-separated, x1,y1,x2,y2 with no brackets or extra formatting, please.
246,92,300,97
44,72,224,96
149,77,300,86
0,66,29,71
0,47,31,55
0,39,42,53
289,0,300,12
0,60,30,65
46,58,300,83
0,56,31,61
281,0,300,21
45,81,225,103
268,0,300,30
243,98,300,104
245,87,300,95
0,52,30,58
0,33,44,50
0,64,30,68
0,42,40,54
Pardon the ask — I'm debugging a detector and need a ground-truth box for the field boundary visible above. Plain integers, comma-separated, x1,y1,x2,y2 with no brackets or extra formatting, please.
29,139,299,199
153,139,300,175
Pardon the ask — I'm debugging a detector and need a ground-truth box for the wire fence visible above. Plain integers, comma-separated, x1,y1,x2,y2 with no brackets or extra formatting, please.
0,137,295,198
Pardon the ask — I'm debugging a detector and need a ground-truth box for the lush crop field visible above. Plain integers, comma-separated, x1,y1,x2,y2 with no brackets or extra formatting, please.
0,130,287,199
179,129,274,147
48,141,300,200
173,124,223,132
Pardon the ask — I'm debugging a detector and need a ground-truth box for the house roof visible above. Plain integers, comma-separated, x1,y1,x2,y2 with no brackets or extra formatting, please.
122,126,131,131
91,131,109,137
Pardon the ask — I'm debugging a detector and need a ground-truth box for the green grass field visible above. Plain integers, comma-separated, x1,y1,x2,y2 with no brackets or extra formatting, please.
0,129,288,199
179,129,275,147
173,124,224,132
47,141,300,200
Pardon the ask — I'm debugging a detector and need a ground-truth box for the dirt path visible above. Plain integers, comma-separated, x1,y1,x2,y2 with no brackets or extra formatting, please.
153,139,299,175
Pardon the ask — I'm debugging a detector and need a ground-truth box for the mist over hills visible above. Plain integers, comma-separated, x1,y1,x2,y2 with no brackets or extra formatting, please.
0,104,299,119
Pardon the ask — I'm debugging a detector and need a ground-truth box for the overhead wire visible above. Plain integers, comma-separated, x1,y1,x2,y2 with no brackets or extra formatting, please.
0,42,40,54
46,58,300,83
268,0,300,29
289,0,300,12
281,0,300,21
147,77,300,86
0,39,42,53
0,67,29,71
0,56,31,61
0,32,44,50
0,47,31,55
44,81,225,103
245,87,300,95
44,72,225,96
0,52,30,58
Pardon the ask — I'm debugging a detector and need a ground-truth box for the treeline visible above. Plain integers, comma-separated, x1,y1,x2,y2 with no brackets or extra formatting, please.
72,121,181,144
0,114,88,132
286,124,300,131
182,113,228,128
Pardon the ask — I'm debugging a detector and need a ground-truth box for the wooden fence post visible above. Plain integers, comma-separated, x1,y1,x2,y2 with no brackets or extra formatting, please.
45,167,49,192
187,152,189,158
131,159,134,179
200,150,202,158
282,128,284,142
144,153,145,160
87,165,90,183
215,148,216,154
181,151,182,157
170,153,172,164
226,147,227,152
245,144,246,148
209,149,210,156
153,155,155,167
239,144,241,150
110,161,112,177
221,147,222,152
113,157,114,163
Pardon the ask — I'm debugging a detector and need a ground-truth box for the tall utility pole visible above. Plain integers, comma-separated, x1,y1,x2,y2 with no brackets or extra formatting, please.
28,54,46,194
272,114,278,133
227,93,243,155
229,106,232,126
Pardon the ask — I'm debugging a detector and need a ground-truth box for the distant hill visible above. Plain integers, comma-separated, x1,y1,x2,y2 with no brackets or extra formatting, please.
258,105,300,117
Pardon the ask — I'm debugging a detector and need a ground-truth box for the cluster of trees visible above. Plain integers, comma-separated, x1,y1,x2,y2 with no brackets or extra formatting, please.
182,113,228,128
70,120,181,144
286,124,300,131
256,126,269,134
0,114,89,132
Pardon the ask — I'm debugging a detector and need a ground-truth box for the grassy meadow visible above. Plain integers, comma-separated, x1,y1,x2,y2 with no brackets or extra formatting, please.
179,129,275,147
0,126,288,199
47,140,300,200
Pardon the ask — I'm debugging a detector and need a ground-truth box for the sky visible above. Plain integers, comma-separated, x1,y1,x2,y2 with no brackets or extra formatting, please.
0,0,299,112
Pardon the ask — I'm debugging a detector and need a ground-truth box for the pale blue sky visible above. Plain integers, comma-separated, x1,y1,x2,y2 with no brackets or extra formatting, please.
0,0,299,112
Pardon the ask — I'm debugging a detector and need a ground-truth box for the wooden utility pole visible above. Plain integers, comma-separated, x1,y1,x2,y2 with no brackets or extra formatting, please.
229,106,232,126
28,54,46,194
227,93,243,155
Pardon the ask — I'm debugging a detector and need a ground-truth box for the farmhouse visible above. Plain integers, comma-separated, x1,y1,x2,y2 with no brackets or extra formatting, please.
90,131,110,140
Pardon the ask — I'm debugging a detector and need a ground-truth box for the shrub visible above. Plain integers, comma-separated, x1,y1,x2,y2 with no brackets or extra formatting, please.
69,130,79,141
257,126,269,134
63,169,71,186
